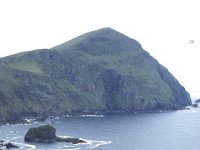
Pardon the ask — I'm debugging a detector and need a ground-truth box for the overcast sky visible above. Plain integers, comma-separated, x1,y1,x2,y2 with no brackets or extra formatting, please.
0,0,199,99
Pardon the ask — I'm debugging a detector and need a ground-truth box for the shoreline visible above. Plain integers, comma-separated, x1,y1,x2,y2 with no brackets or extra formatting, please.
0,107,192,126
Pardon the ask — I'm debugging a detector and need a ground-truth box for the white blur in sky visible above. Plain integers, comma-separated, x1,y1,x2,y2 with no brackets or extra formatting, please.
0,0,199,99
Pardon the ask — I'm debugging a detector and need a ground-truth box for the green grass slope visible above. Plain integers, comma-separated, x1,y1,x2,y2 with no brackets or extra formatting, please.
0,28,191,120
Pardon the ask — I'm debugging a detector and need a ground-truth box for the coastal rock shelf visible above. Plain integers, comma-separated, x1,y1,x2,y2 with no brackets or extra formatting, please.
24,125,86,144
0,141,19,149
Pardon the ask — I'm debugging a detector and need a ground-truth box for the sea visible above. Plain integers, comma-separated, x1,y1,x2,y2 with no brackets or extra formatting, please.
1,107,200,150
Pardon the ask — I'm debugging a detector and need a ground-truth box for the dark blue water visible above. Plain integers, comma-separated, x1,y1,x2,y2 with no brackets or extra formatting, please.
1,108,200,150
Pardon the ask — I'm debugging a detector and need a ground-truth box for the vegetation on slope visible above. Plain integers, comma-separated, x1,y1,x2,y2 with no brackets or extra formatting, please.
0,28,191,120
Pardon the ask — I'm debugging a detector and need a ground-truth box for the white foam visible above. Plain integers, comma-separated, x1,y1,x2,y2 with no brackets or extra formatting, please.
12,142,36,150
0,137,111,150
65,114,104,118
80,115,104,118
11,123,31,127
85,139,112,149
0,138,36,150
57,136,112,149
63,144,81,150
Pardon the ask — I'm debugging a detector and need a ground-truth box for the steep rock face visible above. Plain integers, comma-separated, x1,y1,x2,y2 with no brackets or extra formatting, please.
0,28,191,120
157,65,191,106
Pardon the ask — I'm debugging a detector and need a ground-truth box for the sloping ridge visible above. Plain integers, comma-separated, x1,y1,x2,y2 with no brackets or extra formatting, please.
0,28,191,120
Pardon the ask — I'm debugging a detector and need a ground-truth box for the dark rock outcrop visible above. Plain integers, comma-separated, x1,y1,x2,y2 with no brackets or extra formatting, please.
4,143,19,149
192,104,198,108
24,125,86,144
0,140,4,143
195,99,200,104
25,125,56,142
56,137,86,144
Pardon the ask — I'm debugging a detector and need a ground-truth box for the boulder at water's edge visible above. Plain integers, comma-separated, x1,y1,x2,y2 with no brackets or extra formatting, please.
24,125,86,144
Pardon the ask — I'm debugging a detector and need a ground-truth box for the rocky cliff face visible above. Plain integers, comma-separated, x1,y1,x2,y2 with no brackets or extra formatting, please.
0,28,191,120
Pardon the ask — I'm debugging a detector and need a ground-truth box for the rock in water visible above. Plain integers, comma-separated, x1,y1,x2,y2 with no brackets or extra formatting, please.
4,143,19,149
0,140,4,143
25,125,56,142
56,137,86,144
195,99,200,104
0,28,191,120
192,104,198,108
24,125,86,144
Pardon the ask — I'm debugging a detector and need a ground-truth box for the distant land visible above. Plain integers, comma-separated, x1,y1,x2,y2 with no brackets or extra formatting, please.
0,28,191,121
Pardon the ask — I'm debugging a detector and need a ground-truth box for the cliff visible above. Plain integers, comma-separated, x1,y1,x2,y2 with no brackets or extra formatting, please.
0,28,191,120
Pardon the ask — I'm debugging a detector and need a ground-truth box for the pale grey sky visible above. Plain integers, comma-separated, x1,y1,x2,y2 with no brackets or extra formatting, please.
0,0,199,99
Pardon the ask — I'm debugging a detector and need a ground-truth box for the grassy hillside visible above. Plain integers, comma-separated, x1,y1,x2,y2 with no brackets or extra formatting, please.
0,28,191,120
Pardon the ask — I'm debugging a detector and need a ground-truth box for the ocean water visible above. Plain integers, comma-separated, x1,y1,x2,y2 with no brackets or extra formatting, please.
1,108,200,150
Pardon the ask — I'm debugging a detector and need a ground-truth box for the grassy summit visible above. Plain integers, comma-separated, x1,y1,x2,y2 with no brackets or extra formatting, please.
0,28,191,120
